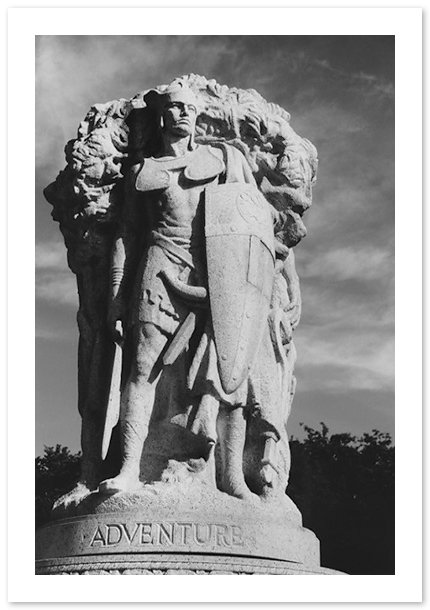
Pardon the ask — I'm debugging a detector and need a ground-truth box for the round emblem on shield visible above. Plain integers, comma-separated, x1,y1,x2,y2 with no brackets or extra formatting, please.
236,190,268,225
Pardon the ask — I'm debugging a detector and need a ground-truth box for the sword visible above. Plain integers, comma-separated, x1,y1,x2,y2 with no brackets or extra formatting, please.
159,270,207,366
163,312,197,366
101,321,123,460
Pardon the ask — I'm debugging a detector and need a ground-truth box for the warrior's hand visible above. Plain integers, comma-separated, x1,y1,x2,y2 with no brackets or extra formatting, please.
112,320,124,346
285,297,301,330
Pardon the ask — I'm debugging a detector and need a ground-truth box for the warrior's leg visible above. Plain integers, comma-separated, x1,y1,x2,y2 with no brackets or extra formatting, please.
217,405,258,502
99,323,168,494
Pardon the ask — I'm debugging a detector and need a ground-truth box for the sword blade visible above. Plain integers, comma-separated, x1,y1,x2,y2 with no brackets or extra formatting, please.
163,312,196,366
101,340,123,460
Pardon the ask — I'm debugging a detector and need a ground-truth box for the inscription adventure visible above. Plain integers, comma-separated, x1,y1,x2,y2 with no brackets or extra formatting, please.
89,522,244,548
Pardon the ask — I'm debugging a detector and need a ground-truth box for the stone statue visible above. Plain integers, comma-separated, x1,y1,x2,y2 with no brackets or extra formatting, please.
37,74,339,575
44,74,317,512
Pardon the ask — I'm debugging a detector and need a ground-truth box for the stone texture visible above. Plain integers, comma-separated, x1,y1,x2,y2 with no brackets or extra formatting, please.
39,75,324,575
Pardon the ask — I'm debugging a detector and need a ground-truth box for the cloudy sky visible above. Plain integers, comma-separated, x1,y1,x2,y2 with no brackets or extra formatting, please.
35,35,395,456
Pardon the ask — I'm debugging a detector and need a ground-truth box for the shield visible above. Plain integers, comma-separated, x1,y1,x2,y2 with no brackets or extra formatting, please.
205,183,275,394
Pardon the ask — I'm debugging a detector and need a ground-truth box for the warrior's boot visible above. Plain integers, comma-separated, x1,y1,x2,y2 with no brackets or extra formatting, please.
99,420,147,494
217,406,259,503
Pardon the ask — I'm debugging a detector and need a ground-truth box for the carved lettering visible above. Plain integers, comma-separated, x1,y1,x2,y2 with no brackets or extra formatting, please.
89,525,106,547
106,524,123,546
156,522,174,545
175,522,193,545
140,523,153,544
231,525,244,546
87,522,245,548
194,523,211,544
122,523,140,545
215,524,231,546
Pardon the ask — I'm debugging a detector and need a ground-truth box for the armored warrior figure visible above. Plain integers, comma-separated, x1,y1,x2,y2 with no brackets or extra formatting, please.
46,76,317,510
100,81,279,500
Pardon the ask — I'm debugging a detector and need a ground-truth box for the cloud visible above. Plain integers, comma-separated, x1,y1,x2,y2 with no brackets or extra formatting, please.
36,271,78,308
293,261,394,395
292,115,395,265
291,382,395,439
291,239,394,396
299,244,392,283
36,326,75,341
296,331,394,392
35,234,79,307
36,240,68,270
302,283,394,331
36,239,78,307
313,57,394,104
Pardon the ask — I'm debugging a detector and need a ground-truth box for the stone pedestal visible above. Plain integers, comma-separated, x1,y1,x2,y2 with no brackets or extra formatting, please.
36,483,343,575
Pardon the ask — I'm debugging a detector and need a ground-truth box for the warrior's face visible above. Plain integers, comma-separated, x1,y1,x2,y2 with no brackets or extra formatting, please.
161,88,199,138
163,101,197,137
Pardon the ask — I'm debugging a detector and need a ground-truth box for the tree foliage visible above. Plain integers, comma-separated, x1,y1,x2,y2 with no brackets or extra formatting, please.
35,424,394,574
288,423,395,575
35,444,81,529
